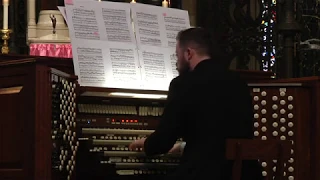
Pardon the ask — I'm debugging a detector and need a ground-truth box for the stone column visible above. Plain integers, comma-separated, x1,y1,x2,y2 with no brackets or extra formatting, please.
277,0,301,78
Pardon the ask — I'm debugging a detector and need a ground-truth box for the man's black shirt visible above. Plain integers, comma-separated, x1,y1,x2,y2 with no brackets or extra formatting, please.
144,59,263,180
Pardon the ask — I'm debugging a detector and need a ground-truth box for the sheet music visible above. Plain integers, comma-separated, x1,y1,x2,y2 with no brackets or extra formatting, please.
162,8,190,47
138,46,174,90
131,4,164,47
64,0,95,5
72,40,107,86
69,7,101,40
66,2,136,43
65,1,140,88
107,43,142,89
57,6,67,23
130,3,189,90
65,1,190,90
60,0,96,24
72,39,141,88
131,3,190,48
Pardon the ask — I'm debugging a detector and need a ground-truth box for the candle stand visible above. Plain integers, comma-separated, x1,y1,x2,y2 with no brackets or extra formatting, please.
1,29,12,54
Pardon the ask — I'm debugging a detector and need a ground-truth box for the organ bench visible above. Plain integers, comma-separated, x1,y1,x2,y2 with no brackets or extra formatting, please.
226,139,292,180
0,55,317,180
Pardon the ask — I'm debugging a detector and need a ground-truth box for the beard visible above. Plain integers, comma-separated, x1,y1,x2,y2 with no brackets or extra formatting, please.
176,59,190,76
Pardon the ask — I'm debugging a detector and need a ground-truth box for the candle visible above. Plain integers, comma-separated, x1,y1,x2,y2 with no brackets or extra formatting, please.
2,0,8,5
162,0,168,7
3,0,9,29
130,0,136,3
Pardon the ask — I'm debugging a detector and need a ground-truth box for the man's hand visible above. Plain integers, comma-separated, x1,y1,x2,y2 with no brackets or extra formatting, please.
168,143,182,154
129,138,146,151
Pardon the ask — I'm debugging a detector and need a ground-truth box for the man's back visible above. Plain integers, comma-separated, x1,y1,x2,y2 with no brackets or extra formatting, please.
168,60,262,180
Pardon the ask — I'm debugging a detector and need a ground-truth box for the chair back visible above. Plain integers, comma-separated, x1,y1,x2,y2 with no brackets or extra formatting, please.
226,139,291,180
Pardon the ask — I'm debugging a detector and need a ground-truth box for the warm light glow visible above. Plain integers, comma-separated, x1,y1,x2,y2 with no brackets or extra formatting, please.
81,91,167,99
2,0,9,29
109,92,167,99
0,86,22,95
2,0,9,5
130,0,136,3
162,0,168,7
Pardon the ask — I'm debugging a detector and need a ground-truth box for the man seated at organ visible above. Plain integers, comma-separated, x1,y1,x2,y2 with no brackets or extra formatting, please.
129,27,263,180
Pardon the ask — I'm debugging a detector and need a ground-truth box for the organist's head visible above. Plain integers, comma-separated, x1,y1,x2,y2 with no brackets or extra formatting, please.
175,27,215,74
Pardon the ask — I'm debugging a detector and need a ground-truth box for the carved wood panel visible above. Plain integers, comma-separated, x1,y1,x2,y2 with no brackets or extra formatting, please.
0,68,34,179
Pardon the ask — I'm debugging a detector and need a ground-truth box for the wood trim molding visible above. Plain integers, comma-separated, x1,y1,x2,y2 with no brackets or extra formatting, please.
0,86,23,95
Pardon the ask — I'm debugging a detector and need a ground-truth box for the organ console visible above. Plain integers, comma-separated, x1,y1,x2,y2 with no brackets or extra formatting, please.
1,54,318,180
76,83,309,180
75,87,180,179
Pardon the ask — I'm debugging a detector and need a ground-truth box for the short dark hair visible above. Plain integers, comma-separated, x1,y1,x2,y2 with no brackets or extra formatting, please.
176,27,217,57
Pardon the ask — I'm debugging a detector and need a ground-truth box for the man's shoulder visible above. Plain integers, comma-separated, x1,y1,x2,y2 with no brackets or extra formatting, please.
170,74,190,86
167,74,191,96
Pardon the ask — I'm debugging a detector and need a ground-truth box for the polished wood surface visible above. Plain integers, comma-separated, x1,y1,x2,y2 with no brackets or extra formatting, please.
0,74,27,179
0,54,74,74
0,63,51,180
234,69,275,82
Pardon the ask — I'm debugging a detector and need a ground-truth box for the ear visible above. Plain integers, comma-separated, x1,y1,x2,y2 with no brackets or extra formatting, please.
186,48,191,55
186,48,193,60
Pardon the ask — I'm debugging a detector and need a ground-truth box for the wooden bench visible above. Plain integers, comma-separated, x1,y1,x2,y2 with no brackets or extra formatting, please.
226,139,292,180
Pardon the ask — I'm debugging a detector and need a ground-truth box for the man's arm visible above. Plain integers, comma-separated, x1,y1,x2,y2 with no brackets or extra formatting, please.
144,77,185,156
168,142,186,154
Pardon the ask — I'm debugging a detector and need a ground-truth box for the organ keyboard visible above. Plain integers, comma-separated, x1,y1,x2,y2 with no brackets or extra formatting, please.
75,83,311,180
76,87,180,179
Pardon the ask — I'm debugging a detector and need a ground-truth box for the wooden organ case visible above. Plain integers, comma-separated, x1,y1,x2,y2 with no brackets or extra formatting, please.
0,57,78,180
1,55,318,180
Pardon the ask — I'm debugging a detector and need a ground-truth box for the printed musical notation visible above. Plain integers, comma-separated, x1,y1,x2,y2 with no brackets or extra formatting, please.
131,3,190,49
64,1,189,90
